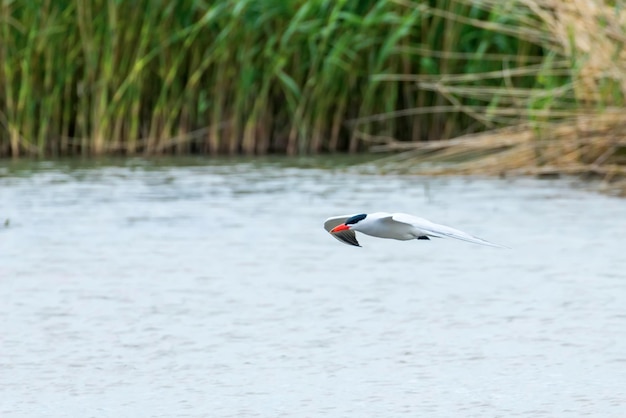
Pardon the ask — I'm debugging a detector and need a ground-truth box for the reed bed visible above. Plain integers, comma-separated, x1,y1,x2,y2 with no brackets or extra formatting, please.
0,0,560,157
363,0,626,192
1,0,625,182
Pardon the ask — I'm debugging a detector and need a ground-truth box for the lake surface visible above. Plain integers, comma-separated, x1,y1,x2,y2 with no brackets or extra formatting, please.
1,158,626,417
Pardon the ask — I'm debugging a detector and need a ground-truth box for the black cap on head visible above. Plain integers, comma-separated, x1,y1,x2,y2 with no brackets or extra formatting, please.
345,213,367,225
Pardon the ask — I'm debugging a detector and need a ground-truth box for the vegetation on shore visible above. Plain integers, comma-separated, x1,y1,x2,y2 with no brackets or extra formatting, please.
1,0,625,185
365,0,626,186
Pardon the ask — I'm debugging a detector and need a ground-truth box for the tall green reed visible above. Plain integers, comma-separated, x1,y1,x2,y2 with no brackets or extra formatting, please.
0,0,584,157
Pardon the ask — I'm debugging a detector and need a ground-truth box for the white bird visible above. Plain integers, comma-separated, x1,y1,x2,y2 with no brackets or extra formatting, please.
324,212,507,248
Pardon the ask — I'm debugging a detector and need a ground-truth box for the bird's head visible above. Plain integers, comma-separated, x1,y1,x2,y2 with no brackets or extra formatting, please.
330,213,367,233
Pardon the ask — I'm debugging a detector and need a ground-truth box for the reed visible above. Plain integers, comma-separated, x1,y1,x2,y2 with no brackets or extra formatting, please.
364,0,626,192
0,0,624,160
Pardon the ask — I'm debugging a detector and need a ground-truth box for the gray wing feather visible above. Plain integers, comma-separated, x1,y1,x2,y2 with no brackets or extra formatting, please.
391,213,508,248
323,214,361,247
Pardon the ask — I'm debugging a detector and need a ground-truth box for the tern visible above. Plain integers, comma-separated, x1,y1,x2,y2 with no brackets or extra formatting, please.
324,212,506,248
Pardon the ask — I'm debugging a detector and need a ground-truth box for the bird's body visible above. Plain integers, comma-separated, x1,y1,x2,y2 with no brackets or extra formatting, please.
324,212,506,248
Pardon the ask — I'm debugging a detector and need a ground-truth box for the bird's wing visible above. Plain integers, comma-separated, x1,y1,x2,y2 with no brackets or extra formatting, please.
391,213,508,248
323,214,361,247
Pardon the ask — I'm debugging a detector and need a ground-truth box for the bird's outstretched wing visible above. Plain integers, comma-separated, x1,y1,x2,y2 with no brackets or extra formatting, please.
390,213,508,248
323,214,361,247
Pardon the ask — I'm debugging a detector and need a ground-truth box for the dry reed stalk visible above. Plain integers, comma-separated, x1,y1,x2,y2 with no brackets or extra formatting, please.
370,0,626,191
520,0,626,103
369,110,626,182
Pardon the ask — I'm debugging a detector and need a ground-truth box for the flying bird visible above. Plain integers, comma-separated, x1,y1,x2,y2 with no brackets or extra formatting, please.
324,212,506,248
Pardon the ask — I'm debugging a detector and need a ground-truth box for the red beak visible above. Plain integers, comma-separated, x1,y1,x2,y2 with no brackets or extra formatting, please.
330,224,350,233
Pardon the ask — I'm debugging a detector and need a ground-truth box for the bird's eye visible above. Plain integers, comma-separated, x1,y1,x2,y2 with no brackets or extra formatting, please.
345,213,367,225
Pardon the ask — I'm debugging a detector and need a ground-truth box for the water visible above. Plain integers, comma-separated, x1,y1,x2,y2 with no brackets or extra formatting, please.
1,158,626,417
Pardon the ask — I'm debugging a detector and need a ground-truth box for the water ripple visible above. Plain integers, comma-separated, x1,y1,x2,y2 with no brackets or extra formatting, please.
1,161,625,417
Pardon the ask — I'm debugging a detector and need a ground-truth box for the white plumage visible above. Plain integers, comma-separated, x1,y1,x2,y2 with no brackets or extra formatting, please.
324,212,506,248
